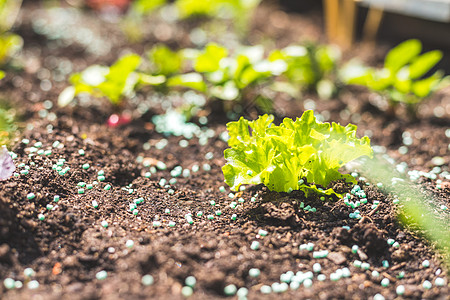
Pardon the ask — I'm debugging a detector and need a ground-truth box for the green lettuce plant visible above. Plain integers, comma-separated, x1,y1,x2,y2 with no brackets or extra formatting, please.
269,43,340,99
58,53,142,107
0,0,23,80
0,103,18,147
222,110,373,198
342,39,450,117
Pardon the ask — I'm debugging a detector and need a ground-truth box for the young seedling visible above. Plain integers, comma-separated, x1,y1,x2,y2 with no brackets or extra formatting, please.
269,43,341,99
342,39,450,118
58,53,142,107
222,110,373,198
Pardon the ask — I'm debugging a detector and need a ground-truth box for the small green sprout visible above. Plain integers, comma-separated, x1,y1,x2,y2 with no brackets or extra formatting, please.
222,110,373,198
342,39,450,117
269,43,341,99
58,53,142,107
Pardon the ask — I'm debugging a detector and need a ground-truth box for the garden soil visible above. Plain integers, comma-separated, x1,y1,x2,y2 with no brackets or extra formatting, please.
0,1,449,299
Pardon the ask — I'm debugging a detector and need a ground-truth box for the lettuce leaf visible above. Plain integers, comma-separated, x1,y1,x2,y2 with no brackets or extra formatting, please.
222,110,373,198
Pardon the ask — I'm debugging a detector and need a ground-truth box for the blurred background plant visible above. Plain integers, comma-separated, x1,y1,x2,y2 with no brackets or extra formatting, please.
0,0,23,79
0,102,18,147
341,39,450,119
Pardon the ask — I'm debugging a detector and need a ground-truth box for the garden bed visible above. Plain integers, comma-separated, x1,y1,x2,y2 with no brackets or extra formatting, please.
0,1,449,299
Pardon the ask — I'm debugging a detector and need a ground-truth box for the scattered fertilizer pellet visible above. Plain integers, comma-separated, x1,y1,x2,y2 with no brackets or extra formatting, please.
290,281,300,290
342,268,351,278
3,278,15,289
351,245,358,253
219,186,226,193
372,271,380,278
14,280,22,289
98,175,105,181
196,211,203,217
382,260,389,268
422,260,430,268
38,214,45,221
434,277,445,286
101,221,108,228
125,240,134,248
312,250,328,258
396,285,405,295
231,214,237,221
260,285,272,294
258,229,268,237
353,260,362,268
303,278,313,288
27,193,35,200
82,163,90,170
153,221,161,227
272,282,288,293
381,278,390,287
77,189,85,194
141,274,154,286
250,241,260,250
207,215,214,220
181,286,193,297
373,294,385,300
144,172,151,178
24,267,35,277
46,204,53,210
92,200,98,208
422,280,432,289
78,149,85,155
27,280,39,289
317,274,326,281
224,284,237,296
215,210,222,216
169,221,176,227
185,276,196,288
397,271,405,279
96,270,107,280
236,287,248,298
361,262,370,270
313,263,321,273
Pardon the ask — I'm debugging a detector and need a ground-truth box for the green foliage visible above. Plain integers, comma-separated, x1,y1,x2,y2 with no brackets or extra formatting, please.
0,104,17,146
130,0,167,15
58,54,141,106
354,156,450,271
343,39,449,114
148,44,183,77
0,0,23,79
175,0,260,21
0,33,22,65
189,44,283,102
269,43,340,99
222,110,373,198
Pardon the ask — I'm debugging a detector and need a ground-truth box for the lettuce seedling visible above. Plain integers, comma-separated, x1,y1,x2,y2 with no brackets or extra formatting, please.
58,53,141,107
148,44,183,77
222,110,373,198
342,39,450,117
269,43,340,99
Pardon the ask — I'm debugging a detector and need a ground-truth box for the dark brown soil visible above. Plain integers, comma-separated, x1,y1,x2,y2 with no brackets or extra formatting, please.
0,1,449,299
